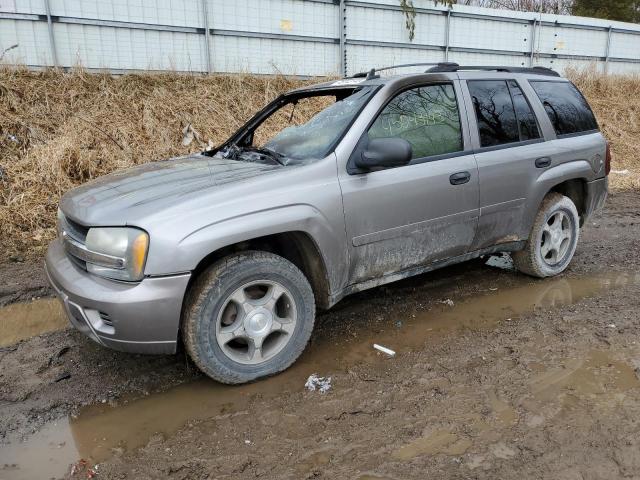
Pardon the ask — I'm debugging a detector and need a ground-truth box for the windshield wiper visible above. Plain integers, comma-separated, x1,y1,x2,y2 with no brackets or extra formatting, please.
247,146,286,166
222,143,286,166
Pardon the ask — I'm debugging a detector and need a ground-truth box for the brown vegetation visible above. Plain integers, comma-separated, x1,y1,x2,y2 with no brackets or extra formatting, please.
0,66,638,260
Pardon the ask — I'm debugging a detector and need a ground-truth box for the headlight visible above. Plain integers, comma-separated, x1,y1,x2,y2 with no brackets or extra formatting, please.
85,227,149,282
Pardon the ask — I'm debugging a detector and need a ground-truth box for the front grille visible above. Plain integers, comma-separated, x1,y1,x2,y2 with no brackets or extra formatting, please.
63,215,89,243
67,253,88,270
59,213,89,269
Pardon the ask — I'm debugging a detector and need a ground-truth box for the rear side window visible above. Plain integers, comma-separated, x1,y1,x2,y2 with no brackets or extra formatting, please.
468,80,520,147
530,81,598,136
368,83,463,160
468,80,541,148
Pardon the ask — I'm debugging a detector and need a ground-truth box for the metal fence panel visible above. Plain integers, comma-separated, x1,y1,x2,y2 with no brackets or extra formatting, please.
346,4,446,45
0,17,51,65
211,35,339,75
48,0,204,28
538,24,608,58
610,31,640,60
210,0,337,38
52,23,207,71
12,0,45,15
2,0,640,76
346,44,442,74
449,15,530,53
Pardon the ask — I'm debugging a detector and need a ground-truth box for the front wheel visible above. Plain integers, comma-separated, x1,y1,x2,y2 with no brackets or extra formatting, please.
183,251,315,384
514,193,580,278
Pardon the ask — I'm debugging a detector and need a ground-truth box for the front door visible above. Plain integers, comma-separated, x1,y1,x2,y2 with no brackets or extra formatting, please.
338,81,480,285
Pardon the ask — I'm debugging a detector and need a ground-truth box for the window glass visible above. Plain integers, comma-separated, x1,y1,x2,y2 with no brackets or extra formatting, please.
508,80,540,141
530,81,598,136
368,84,463,160
468,80,519,147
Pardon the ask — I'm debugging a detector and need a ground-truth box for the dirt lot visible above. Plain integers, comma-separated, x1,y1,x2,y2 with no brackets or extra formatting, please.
0,189,638,479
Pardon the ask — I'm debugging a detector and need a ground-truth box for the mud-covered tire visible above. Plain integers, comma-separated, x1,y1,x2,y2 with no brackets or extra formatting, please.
183,251,315,384
514,193,580,278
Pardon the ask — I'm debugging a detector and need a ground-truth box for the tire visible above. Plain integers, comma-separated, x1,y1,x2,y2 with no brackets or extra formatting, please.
513,193,580,278
183,251,315,384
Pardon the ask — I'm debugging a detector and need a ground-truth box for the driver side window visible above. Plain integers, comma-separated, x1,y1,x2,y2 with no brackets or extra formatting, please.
368,83,463,160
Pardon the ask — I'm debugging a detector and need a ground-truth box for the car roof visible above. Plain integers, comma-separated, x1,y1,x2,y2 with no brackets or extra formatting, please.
290,63,568,94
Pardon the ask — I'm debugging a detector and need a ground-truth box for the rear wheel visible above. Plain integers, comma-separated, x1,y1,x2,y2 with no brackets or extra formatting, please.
514,193,580,278
183,251,315,384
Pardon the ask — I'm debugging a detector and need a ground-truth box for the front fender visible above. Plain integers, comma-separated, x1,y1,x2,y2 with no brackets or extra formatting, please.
152,204,345,295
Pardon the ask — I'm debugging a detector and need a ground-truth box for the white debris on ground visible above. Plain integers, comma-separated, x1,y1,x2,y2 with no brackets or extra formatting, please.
608,323,617,329
373,344,396,356
441,299,455,307
611,169,630,175
305,374,332,393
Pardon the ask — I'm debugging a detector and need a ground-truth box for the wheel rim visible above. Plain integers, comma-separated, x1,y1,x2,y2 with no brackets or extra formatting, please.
215,280,297,365
540,210,573,266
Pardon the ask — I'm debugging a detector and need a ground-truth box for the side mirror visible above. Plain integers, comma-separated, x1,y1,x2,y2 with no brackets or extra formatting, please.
355,138,412,171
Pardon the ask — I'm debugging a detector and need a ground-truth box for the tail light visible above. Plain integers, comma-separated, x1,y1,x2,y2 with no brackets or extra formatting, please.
605,142,612,176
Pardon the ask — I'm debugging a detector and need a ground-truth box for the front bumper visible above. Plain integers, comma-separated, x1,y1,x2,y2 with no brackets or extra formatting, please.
45,239,191,354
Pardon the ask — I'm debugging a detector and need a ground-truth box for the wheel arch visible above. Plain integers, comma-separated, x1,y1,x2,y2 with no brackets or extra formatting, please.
548,178,588,226
523,160,594,238
185,231,332,311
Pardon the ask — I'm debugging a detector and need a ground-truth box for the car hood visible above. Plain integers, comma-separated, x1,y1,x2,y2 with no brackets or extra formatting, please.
60,154,281,225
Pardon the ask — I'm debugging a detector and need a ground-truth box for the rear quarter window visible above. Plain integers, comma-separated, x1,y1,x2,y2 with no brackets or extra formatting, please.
529,81,598,136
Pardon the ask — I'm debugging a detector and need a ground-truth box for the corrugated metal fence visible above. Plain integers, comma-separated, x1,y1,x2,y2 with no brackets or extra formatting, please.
1,0,640,76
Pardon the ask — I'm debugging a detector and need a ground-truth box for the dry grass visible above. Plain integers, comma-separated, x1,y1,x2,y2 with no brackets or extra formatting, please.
567,67,640,190
0,66,638,260
0,68,316,260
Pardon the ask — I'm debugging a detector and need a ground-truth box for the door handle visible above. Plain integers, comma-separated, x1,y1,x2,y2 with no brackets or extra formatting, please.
535,156,552,168
449,171,471,185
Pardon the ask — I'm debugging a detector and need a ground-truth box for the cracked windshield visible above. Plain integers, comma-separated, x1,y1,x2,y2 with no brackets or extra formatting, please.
252,87,375,164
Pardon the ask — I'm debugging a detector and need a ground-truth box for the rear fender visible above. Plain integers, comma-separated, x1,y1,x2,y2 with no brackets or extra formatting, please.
521,160,593,238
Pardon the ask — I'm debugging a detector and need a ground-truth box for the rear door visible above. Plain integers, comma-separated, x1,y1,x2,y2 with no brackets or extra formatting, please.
460,76,554,249
338,81,480,285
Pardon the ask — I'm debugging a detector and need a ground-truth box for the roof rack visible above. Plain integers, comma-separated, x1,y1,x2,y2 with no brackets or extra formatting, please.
353,62,445,80
425,62,561,77
352,62,560,79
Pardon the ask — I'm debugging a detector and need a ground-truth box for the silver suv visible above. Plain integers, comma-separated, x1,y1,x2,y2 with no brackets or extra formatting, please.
46,63,609,383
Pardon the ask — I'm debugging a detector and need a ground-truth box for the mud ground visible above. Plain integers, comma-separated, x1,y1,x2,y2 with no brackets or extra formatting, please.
1,190,640,479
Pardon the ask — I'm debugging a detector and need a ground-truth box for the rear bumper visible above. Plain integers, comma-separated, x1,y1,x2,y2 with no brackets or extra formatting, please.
583,176,608,222
45,239,191,354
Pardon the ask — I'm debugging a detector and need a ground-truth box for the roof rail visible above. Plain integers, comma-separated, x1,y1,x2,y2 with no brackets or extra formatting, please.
352,62,446,80
425,63,561,77
352,62,560,79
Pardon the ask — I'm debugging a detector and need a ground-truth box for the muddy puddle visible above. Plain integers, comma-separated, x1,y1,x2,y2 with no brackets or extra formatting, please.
1,270,639,479
0,297,66,347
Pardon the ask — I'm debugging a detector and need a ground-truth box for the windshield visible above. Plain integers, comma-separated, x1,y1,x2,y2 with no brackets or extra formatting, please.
217,86,376,166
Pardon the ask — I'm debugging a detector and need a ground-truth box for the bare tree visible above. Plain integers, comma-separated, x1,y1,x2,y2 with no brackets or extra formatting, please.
458,0,573,14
